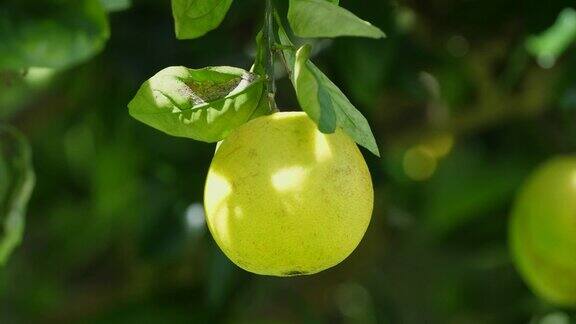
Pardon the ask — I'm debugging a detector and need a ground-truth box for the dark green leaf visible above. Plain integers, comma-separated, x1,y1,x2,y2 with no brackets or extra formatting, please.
0,125,35,265
128,66,268,142
171,0,233,40
288,0,385,39
0,0,110,70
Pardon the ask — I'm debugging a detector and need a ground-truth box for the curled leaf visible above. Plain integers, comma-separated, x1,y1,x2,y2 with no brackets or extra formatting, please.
128,66,268,142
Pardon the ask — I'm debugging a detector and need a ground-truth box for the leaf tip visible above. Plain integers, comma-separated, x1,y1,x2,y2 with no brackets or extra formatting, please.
363,141,381,157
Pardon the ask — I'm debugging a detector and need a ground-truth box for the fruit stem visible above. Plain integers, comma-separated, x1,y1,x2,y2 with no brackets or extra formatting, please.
264,0,278,112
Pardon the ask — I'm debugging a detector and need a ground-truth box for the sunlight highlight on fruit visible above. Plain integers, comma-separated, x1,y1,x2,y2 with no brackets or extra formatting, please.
272,166,307,192
314,130,333,162
204,172,232,207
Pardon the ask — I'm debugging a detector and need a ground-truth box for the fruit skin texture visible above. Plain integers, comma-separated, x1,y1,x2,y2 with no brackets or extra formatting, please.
204,112,373,276
510,156,576,307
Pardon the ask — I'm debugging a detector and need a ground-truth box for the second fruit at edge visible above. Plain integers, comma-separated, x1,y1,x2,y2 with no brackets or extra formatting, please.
510,156,576,307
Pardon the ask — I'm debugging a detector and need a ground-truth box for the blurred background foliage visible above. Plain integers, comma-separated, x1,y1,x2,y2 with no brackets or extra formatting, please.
1,0,576,323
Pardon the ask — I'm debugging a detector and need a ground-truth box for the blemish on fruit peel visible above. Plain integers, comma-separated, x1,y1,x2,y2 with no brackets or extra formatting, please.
234,206,244,219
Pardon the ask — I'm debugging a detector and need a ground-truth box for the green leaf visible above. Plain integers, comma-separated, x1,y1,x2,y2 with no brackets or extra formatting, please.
128,66,268,142
171,0,233,40
526,8,576,68
279,27,380,156
0,0,110,70
278,26,297,70
294,48,379,156
294,45,337,133
99,0,131,12
251,31,266,75
0,125,35,266
288,0,385,39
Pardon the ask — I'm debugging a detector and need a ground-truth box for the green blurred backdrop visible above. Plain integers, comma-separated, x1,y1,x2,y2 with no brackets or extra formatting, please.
1,0,576,323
